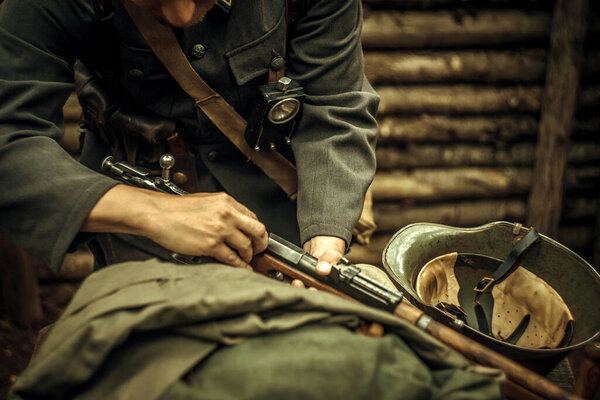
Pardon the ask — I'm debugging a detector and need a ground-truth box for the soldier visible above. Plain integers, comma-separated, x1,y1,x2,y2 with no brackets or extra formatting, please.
0,0,503,398
0,0,378,273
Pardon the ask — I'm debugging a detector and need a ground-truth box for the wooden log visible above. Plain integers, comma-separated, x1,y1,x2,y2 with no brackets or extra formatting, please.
578,85,600,112
582,51,600,81
573,118,600,138
362,10,551,49
562,197,600,221
527,0,588,238
372,197,596,233
377,115,539,143
594,203,600,268
376,141,600,169
364,50,547,85
372,167,600,201
556,225,593,254
376,85,600,115
377,85,543,115
372,167,531,200
373,200,527,232
574,341,600,400
376,143,532,168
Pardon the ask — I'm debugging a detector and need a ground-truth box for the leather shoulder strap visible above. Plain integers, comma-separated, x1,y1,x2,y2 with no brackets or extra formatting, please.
120,0,298,199
285,0,307,38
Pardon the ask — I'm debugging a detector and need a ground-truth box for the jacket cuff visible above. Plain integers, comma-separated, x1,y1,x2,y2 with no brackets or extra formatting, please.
51,179,119,272
299,223,352,249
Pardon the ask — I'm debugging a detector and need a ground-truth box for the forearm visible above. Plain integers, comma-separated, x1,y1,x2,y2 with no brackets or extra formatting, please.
81,184,163,237
82,184,268,269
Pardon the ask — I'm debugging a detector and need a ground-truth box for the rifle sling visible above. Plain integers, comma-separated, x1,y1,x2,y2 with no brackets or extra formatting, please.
120,0,298,199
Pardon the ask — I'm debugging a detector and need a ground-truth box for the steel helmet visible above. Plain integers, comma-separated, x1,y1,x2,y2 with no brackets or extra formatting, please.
382,221,600,372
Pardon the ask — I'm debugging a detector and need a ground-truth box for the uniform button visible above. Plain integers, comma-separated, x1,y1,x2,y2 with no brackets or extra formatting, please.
173,172,188,185
270,56,285,71
191,44,206,59
207,151,218,161
128,69,144,80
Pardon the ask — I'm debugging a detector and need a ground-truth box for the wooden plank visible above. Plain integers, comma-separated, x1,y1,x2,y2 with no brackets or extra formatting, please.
376,141,600,169
365,50,600,85
362,10,550,49
377,85,543,115
373,200,527,232
377,115,539,143
376,85,599,115
377,116,599,144
364,50,547,84
372,167,600,201
372,197,597,233
526,0,589,238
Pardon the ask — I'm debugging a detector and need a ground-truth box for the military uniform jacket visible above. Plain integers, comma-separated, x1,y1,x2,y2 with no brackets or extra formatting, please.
0,0,379,270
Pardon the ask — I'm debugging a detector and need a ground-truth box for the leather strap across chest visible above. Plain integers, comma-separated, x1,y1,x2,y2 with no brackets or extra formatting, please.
120,0,298,199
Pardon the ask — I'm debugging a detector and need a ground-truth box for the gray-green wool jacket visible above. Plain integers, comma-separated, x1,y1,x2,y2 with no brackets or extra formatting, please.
10,260,504,400
0,0,379,270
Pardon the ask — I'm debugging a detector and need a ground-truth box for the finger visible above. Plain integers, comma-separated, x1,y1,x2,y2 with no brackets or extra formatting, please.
237,216,268,254
211,243,251,269
305,236,346,260
290,279,306,288
224,230,254,263
316,249,344,276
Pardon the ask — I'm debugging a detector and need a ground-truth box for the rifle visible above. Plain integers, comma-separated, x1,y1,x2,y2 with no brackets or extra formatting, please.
102,155,578,400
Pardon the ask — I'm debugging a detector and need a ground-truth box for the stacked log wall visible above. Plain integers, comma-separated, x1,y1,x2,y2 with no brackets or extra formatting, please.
348,0,600,266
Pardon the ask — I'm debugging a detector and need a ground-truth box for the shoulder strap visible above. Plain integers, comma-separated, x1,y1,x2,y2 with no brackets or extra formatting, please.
285,0,307,38
120,0,298,199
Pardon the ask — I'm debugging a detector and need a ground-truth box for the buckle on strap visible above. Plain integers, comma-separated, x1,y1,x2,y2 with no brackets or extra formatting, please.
474,277,495,293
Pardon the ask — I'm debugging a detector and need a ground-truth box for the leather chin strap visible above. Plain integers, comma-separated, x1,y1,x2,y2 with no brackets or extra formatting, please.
120,0,298,199
415,245,574,349
473,229,541,335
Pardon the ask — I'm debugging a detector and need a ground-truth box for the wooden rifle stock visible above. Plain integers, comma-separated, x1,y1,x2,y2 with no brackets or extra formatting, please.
251,251,580,400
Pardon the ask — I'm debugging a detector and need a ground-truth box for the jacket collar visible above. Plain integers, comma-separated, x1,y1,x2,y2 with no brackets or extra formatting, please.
216,0,232,14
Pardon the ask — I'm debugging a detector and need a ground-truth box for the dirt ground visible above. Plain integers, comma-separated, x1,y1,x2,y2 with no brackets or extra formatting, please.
0,281,80,400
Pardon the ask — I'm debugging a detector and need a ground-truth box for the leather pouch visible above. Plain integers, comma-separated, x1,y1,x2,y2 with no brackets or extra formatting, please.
75,61,198,192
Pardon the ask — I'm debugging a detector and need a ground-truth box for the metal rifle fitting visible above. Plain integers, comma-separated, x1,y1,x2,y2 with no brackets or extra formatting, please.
268,234,403,312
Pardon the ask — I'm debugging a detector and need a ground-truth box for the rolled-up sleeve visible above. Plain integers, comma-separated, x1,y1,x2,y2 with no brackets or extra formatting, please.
0,0,118,270
287,0,379,245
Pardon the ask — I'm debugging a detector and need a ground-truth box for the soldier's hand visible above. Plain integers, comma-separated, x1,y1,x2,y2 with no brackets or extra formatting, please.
291,235,346,288
82,185,268,269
